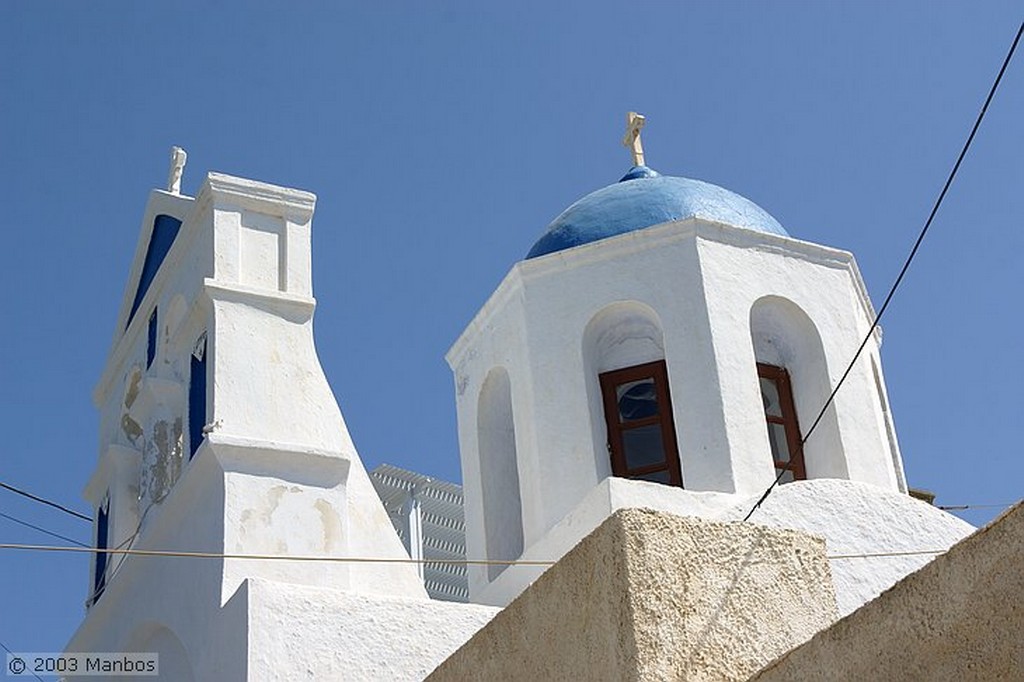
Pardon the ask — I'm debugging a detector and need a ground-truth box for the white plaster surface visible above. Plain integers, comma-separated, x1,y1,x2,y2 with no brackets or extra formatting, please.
477,477,974,615
248,579,497,681
721,479,976,615
448,217,909,603
70,172,435,679
82,173,426,605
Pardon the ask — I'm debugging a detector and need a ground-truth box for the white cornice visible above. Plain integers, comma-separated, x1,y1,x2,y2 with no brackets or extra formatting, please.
447,219,882,367
200,172,316,222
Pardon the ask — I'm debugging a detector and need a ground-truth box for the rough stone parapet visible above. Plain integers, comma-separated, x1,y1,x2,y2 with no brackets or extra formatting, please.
428,508,838,681
751,501,1024,682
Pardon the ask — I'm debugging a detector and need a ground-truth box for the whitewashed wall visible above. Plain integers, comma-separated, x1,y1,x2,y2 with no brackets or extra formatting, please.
71,173,493,678
449,218,909,603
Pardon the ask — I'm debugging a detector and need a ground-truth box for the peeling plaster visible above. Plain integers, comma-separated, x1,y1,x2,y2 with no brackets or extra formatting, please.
120,368,146,447
315,499,343,552
121,414,144,446
141,417,184,507
124,369,142,408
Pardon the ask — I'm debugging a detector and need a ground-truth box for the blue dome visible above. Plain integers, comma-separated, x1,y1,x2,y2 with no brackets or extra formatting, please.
526,166,788,259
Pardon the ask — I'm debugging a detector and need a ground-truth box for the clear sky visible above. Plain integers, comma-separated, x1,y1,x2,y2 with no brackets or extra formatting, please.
1,1,1021,661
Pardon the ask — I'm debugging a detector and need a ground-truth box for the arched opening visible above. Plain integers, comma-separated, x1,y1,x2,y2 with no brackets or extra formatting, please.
584,301,666,374
750,296,846,480
188,332,207,460
583,302,681,486
477,367,523,580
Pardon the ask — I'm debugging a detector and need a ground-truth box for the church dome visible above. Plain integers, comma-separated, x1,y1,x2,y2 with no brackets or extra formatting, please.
526,166,788,259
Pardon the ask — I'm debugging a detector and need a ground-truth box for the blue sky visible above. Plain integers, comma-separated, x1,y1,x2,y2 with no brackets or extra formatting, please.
1,2,1021,659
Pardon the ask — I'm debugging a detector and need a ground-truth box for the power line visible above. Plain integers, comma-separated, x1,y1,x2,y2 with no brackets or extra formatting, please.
743,20,1024,523
0,542,558,567
0,541,957,564
0,481,91,522
0,636,45,682
937,503,1017,511
0,511,88,548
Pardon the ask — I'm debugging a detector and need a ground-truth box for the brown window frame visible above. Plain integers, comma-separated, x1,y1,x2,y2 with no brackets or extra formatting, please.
599,360,683,487
757,362,806,481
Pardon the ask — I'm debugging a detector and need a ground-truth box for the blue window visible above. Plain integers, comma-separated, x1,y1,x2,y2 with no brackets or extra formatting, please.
93,497,109,604
127,214,182,328
189,335,208,459
146,309,158,368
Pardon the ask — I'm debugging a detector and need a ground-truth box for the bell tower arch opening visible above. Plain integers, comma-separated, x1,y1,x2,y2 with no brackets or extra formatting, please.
476,367,524,580
749,295,846,480
583,302,681,486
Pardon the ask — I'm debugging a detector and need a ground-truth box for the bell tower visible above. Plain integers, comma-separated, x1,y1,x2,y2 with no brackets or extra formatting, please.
84,150,425,618
448,116,909,605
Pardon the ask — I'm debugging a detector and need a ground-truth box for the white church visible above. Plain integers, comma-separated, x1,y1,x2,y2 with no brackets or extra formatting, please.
65,115,999,680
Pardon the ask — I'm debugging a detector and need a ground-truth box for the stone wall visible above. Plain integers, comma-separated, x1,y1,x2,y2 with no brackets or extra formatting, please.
428,508,838,682
751,501,1024,681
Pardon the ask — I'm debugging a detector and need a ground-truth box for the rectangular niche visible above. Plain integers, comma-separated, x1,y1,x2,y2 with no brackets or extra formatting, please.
239,211,284,291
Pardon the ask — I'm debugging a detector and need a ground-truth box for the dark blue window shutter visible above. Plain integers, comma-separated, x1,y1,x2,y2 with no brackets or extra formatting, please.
93,500,109,602
146,309,158,368
189,336,208,459
127,214,181,328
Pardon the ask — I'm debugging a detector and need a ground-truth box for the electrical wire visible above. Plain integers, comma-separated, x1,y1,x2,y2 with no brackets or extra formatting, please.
0,541,959,564
0,511,88,548
742,20,1024,523
0,636,46,682
0,481,91,522
0,542,558,566
937,503,1017,511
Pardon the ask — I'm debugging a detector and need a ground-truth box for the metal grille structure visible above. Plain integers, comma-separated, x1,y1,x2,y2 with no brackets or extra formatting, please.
369,464,468,602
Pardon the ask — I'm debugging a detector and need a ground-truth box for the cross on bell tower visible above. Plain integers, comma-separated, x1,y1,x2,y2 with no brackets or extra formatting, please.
622,111,647,167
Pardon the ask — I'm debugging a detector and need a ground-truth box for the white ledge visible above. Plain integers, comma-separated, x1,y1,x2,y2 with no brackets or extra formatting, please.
201,172,316,222
203,279,316,319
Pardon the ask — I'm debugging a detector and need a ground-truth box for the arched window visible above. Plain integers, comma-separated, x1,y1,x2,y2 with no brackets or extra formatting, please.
584,302,681,487
477,368,523,580
749,296,845,480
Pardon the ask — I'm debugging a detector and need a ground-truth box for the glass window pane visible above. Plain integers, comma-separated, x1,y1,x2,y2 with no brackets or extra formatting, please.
775,468,795,484
616,379,659,422
760,377,782,417
767,422,791,463
634,469,671,484
622,424,666,469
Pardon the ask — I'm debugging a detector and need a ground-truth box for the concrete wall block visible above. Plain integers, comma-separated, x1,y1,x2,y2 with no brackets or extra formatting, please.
428,508,838,681
751,502,1024,682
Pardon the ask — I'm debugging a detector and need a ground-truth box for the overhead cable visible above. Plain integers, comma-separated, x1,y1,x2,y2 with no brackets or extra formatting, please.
743,20,1024,523
0,481,91,522
937,502,1017,511
0,541,955,564
0,636,45,682
0,511,88,548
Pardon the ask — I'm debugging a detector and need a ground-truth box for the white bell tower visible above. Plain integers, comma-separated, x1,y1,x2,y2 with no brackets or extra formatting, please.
72,151,430,674
448,116,910,605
